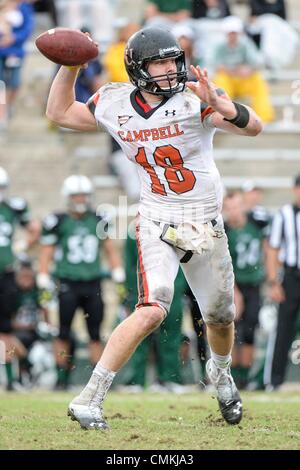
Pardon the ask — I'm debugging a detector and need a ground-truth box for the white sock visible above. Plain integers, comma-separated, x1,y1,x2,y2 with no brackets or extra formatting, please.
72,363,116,407
210,350,232,369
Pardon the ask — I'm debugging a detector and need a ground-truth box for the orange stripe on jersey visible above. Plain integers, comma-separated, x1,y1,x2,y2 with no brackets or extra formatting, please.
201,106,214,121
93,92,100,105
87,92,100,116
135,216,149,304
135,94,152,113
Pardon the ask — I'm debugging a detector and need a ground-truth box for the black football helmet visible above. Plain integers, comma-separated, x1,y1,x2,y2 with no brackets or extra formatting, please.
124,27,187,97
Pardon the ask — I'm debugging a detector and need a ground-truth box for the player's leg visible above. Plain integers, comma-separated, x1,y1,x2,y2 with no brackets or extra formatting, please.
68,216,180,429
238,284,261,388
54,280,78,390
180,220,242,424
80,279,105,366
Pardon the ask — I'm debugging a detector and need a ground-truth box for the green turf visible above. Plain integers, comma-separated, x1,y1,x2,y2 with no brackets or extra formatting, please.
0,391,299,450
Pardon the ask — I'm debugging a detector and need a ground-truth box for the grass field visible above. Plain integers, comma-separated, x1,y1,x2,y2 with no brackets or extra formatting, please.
0,391,299,450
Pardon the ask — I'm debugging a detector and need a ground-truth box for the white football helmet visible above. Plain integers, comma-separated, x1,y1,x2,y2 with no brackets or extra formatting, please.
61,175,93,214
0,167,9,202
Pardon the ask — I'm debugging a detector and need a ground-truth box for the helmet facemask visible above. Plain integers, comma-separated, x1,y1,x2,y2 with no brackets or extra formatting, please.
67,194,91,215
141,51,187,97
125,39,188,98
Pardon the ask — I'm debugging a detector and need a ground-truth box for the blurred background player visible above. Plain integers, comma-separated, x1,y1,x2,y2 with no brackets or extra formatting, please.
145,0,191,27
223,191,270,388
0,166,40,390
12,257,48,387
38,175,124,390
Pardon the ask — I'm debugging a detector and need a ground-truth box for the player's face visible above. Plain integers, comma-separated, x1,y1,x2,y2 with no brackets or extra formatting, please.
243,189,262,209
147,58,177,88
69,194,90,214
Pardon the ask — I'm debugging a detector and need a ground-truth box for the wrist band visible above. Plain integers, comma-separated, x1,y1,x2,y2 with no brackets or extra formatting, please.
224,102,250,128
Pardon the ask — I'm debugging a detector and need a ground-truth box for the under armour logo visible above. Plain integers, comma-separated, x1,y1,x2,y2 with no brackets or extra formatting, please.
165,110,176,116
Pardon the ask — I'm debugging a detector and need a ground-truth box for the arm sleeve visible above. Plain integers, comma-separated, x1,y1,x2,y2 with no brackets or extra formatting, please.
9,197,31,226
86,90,101,116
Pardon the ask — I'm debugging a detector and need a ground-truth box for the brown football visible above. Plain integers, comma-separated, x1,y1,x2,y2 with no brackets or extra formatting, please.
35,28,99,66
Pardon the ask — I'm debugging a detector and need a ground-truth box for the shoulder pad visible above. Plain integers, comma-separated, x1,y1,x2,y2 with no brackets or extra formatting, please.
43,213,66,231
8,196,27,212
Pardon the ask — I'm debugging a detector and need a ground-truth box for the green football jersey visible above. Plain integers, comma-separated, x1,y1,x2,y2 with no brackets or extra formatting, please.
14,287,41,328
225,209,270,285
0,198,31,273
41,211,107,281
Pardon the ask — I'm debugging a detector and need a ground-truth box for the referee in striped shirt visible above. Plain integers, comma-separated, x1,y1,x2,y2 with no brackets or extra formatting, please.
265,174,300,388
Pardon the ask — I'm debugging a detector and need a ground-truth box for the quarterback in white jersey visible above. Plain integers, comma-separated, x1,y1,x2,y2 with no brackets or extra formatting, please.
47,26,262,429
88,81,222,225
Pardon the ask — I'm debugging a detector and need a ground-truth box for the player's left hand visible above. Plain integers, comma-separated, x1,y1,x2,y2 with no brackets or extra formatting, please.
186,65,219,108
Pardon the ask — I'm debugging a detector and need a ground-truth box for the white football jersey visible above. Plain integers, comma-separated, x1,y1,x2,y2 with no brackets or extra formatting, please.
88,82,223,225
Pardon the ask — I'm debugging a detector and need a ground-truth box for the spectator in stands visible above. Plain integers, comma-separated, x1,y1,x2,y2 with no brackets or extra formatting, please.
145,0,191,27
0,0,24,37
38,175,124,390
191,0,230,19
0,166,40,390
104,22,140,84
250,0,286,20
62,0,114,46
223,191,270,388
29,0,58,27
12,258,48,386
213,16,275,123
0,0,34,126
103,22,141,202
173,24,197,79
265,174,300,389
74,27,104,104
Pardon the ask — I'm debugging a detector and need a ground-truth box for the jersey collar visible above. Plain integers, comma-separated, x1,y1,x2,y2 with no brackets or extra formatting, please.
130,88,169,120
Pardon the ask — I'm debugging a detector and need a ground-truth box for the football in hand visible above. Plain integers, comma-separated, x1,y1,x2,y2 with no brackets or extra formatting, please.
35,28,99,66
